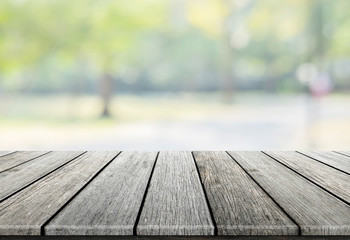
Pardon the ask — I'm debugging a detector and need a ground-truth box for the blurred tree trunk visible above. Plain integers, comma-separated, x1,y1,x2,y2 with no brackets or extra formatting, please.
100,72,113,117
221,32,234,103
305,0,326,149
307,0,326,66
220,1,235,103
263,53,277,92
74,57,88,94
219,0,254,102
314,0,325,62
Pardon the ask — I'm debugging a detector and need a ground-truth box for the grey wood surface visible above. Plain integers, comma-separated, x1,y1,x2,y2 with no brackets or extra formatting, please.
228,151,350,236
45,151,158,235
0,151,350,237
0,151,49,173
0,151,85,202
0,237,350,240
298,151,350,174
193,151,298,236
265,151,350,204
137,151,214,235
0,152,15,158
0,151,119,235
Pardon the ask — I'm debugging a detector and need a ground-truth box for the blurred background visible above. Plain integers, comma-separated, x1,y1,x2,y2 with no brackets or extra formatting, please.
0,0,349,150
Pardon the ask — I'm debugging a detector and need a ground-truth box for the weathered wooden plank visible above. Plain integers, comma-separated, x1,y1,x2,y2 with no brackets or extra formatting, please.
228,151,350,236
0,152,15,158
193,151,298,236
1,237,350,240
2,236,350,240
45,151,158,235
298,151,350,174
0,151,49,173
0,151,85,202
0,151,119,235
265,151,350,204
137,151,214,235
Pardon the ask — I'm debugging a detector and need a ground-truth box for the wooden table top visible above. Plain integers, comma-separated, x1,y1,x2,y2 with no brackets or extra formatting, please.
0,151,349,239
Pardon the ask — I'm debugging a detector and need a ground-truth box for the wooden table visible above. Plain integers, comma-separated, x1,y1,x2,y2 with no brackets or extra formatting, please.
0,151,349,240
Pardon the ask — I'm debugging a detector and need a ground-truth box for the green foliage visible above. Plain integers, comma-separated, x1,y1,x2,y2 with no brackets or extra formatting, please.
0,0,350,92
0,0,167,73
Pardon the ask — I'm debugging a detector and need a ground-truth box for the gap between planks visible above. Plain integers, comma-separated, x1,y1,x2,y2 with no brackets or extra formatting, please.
0,151,51,173
1,151,350,237
44,152,158,236
0,151,87,203
263,151,350,206
191,152,218,236
228,151,350,236
0,151,121,235
41,151,123,235
193,151,299,235
297,151,350,175
133,152,160,236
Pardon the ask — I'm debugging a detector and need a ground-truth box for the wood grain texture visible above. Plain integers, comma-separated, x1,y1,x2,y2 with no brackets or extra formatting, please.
265,151,350,204
228,151,350,236
0,151,119,235
0,151,85,202
193,151,298,236
0,152,15,158
298,151,350,174
45,151,158,235
0,151,49,173
0,237,349,240
137,151,214,235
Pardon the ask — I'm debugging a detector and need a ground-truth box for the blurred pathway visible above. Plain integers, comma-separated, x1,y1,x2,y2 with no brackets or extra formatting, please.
1,94,350,150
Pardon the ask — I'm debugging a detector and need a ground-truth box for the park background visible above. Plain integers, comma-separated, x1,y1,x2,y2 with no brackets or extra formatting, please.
0,0,350,150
